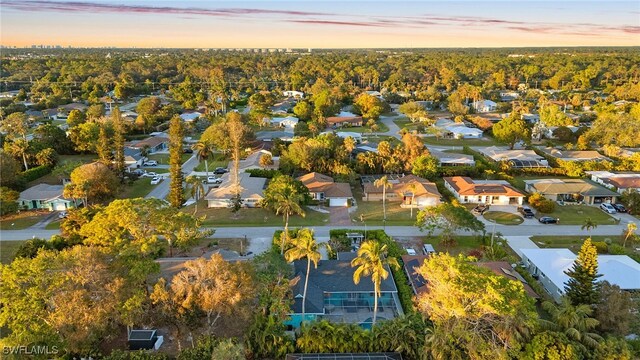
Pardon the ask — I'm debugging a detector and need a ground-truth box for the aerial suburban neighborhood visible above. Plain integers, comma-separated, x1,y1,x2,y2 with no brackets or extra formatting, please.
0,1,639,359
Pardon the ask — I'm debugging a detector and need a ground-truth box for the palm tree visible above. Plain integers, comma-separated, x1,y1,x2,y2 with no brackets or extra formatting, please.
284,228,324,319
407,183,418,219
192,141,214,178
351,240,399,327
10,138,30,170
623,222,637,247
581,217,597,234
374,176,393,224
541,298,602,348
186,175,205,215
260,176,306,254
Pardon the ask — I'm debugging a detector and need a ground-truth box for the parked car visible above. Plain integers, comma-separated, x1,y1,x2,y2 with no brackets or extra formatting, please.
538,216,559,224
423,244,436,255
150,176,162,185
58,211,68,219
143,160,158,166
207,176,223,184
612,203,627,213
141,172,158,178
183,148,193,154
214,167,228,174
472,204,489,215
405,247,417,256
517,206,535,218
600,203,617,214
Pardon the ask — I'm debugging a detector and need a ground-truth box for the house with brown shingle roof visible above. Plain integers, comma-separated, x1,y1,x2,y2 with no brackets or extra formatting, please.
326,116,363,128
363,174,441,208
444,176,525,205
587,171,640,194
129,135,169,153
297,172,353,207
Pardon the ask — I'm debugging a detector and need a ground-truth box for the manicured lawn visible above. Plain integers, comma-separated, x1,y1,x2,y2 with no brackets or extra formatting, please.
58,154,97,164
118,178,156,199
45,220,61,230
541,205,616,225
510,176,560,192
193,153,229,172
0,241,25,264
422,136,501,146
146,153,192,164
0,211,45,230
352,188,417,226
424,235,486,255
142,167,169,174
187,200,329,227
530,235,621,253
483,211,524,225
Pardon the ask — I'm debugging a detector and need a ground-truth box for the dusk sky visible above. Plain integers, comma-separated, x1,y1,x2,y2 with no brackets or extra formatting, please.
1,1,639,48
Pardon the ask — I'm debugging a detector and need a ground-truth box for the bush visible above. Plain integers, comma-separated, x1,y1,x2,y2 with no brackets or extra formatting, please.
19,165,53,183
608,243,627,255
528,192,556,213
591,241,608,254
0,186,19,215
246,168,281,179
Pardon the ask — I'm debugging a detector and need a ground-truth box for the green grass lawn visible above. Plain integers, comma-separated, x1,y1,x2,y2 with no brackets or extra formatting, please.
146,153,192,164
58,154,97,164
422,136,501,146
193,154,230,172
423,235,486,255
541,205,616,225
118,178,156,199
142,167,169,174
351,188,418,225
393,117,419,131
483,211,524,225
0,211,46,230
510,176,561,192
0,241,25,264
187,200,329,227
45,220,61,229
530,235,621,253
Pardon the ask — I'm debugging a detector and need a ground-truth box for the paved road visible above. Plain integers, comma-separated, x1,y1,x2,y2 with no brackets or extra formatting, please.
378,114,403,140
145,154,197,200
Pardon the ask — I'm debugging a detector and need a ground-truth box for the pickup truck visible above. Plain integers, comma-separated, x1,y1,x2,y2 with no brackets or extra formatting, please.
517,206,535,218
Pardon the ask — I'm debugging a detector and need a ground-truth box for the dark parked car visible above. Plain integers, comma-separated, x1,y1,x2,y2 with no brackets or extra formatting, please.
517,206,535,218
214,167,228,174
612,203,627,213
183,148,193,154
539,216,559,224
472,204,489,215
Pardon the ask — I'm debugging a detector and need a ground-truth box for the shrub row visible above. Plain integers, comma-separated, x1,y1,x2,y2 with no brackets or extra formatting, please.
246,168,282,179
19,165,53,183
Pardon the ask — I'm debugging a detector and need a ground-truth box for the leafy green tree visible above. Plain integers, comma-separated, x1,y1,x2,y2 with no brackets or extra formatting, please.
351,240,400,326
0,151,21,188
594,281,636,336
66,109,86,127
68,121,101,153
96,125,112,165
245,314,294,359
539,104,575,127
293,100,313,121
492,112,530,149
416,202,485,248
192,140,214,178
1,112,30,141
86,104,105,120
521,331,580,360
259,153,274,168
398,101,426,122
185,175,205,215
33,123,74,154
541,298,602,350
284,228,322,318
417,253,538,359
112,107,126,179
260,175,306,254
0,186,19,215
64,161,118,205
353,93,387,120
564,238,602,306
168,115,184,208
411,154,439,180
35,147,58,166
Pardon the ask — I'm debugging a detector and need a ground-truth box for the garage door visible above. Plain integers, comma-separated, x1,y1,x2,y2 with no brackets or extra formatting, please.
329,198,348,207
53,202,67,211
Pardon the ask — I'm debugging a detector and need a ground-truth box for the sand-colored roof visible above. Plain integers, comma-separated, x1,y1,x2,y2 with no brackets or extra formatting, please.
297,172,353,198
445,176,525,197
525,179,619,197
204,173,266,200
364,174,441,198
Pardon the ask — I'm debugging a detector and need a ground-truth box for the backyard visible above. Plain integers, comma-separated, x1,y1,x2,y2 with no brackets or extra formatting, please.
424,235,486,255
540,205,616,225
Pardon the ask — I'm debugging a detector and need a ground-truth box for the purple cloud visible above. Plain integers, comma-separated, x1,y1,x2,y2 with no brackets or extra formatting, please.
288,19,392,28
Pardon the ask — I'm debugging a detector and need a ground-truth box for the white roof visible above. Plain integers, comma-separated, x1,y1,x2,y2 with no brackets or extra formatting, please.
179,112,202,121
446,125,483,136
521,248,640,291
336,131,362,139
472,99,497,107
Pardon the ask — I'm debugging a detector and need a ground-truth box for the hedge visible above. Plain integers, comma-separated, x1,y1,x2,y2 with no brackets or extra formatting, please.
19,165,53,183
246,168,282,179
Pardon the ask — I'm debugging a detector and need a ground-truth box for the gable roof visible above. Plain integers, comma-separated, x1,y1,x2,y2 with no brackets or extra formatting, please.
444,176,525,197
525,179,619,197
477,146,544,162
19,184,65,201
204,173,266,200
130,136,168,149
541,147,608,161
297,172,354,198
364,175,441,198
326,116,363,125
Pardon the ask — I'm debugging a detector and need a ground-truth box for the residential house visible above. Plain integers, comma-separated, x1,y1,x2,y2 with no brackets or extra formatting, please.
18,184,81,211
179,111,202,122
352,143,378,157
283,90,304,99
297,172,353,207
335,131,363,143
204,173,267,208
472,99,497,113
284,252,403,329
129,135,169,153
444,176,525,205
270,116,299,128
326,116,363,128
521,113,540,124
500,91,520,101
271,99,296,114
123,147,144,171
429,149,476,167
542,126,580,140
524,179,620,205
476,146,549,168
521,248,640,302
539,147,609,162
434,118,483,139
60,102,88,112
286,353,402,360
587,171,640,194
362,174,441,208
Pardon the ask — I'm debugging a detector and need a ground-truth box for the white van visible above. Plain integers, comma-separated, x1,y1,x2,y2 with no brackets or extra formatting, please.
422,244,435,255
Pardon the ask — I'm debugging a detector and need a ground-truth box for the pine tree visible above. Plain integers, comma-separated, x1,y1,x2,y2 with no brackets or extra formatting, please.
96,125,112,165
112,107,125,179
564,238,602,306
168,115,184,208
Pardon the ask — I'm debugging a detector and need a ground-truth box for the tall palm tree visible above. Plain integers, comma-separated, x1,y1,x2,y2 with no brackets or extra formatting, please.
581,217,597,234
374,176,393,224
623,222,637,247
260,176,306,254
284,228,323,319
351,240,399,327
192,141,214,178
186,175,205,215
541,298,602,348
406,182,418,219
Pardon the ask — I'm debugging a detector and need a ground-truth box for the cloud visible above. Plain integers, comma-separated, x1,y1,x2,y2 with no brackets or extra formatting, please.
2,0,331,17
288,19,392,28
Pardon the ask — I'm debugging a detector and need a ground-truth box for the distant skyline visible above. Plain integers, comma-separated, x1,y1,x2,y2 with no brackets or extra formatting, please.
1,1,639,48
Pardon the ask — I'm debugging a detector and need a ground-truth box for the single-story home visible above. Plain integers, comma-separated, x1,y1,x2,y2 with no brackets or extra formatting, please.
543,126,580,140
204,173,267,208
129,135,169,153
284,252,403,329
283,90,304,98
123,147,144,171
179,111,202,122
362,174,441,208
19,184,81,211
444,176,525,205
335,131,363,143
429,149,476,167
270,116,299,128
476,146,549,168
587,171,640,194
524,179,620,205
521,248,640,302
434,119,484,139
472,99,497,113
352,143,378,157
500,91,520,101
326,116,363,128
297,172,353,207
271,99,296,114
539,147,609,162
